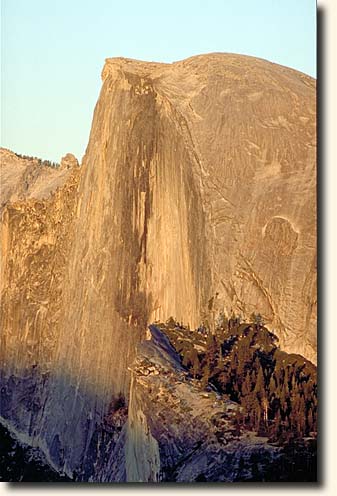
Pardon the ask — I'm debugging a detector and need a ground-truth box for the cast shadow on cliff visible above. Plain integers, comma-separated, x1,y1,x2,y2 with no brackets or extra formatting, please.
1,365,129,484
3,322,319,487
6,482,320,491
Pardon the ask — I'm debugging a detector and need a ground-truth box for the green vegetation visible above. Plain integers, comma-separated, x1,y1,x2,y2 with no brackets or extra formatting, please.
232,439,317,482
0,424,70,482
102,392,128,433
14,152,60,168
160,316,317,443
109,392,126,412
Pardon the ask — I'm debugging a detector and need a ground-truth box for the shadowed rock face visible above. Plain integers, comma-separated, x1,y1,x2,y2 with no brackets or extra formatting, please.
0,53,316,480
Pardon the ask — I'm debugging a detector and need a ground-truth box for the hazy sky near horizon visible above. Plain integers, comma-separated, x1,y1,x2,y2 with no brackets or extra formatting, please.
1,0,316,162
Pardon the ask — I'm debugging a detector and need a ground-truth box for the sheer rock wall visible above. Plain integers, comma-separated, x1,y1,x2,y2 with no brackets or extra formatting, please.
0,53,316,480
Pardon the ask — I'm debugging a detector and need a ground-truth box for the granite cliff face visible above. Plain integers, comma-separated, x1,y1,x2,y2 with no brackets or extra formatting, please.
0,53,316,481
95,52,316,360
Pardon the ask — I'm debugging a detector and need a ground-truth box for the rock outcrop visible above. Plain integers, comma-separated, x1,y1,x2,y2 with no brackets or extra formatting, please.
60,153,79,170
127,323,317,482
0,53,316,481
126,325,283,482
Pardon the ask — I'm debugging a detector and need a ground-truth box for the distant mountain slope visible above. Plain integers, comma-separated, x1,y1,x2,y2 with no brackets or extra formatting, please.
0,148,78,211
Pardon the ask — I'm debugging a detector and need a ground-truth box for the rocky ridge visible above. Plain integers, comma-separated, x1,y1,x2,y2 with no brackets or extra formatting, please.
0,148,77,210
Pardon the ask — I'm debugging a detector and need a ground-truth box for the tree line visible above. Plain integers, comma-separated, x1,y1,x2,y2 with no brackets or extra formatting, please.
162,316,317,443
15,152,60,168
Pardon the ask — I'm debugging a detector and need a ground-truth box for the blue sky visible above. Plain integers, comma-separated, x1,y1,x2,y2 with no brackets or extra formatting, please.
1,0,316,162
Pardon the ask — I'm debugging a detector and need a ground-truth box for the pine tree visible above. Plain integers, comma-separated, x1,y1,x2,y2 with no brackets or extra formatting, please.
205,333,218,374
190,349,200,378
201,364,210,389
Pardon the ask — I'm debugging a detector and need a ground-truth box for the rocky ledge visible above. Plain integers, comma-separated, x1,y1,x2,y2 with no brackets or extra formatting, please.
125,325,316,482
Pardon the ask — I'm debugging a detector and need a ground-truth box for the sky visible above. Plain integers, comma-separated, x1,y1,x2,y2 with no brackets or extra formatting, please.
1,0,316,163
